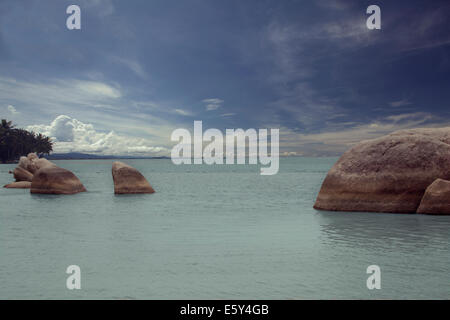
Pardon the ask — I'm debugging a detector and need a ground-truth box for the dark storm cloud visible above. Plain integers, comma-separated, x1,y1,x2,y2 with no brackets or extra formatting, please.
0,0,449,155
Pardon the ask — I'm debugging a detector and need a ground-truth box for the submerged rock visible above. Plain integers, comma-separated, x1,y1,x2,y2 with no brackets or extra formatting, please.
416,179,450,215
4,181,32,189
112,161,155,194
31,166,86,195
314,127,450,213
13,167,33,182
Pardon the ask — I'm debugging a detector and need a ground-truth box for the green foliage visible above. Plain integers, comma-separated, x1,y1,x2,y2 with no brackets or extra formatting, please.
0,119,53,163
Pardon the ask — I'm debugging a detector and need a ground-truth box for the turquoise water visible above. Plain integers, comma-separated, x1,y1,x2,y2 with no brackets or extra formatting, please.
1,158,450,299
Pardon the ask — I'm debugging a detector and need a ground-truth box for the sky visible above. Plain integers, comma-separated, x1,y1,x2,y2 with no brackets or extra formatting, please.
0,0,449,156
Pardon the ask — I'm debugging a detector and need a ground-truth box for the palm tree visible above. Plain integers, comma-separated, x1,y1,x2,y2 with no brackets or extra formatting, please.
0,119,53,163
0,119,14,130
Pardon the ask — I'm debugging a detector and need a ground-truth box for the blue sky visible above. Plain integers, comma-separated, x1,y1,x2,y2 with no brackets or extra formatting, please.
0,0,449,156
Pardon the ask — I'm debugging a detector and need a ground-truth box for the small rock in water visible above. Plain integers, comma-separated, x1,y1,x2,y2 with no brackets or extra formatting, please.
27,153,38,161
18,156,32,171
31,166,87,195
4,155,86,195
33,158,56,170
4,181,32,189
416,179,450,215
112,161,155,194
13,167,33,182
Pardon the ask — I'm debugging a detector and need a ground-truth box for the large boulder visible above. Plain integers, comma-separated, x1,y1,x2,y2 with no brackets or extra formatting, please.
112,161,155,194
416,179,450,215
13,167,33,182
314,127,450,213
31,166,86,194
4,181,32,189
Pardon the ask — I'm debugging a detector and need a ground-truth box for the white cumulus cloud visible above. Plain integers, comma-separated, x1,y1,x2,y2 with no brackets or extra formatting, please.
27,115,168,156
7,105,19,115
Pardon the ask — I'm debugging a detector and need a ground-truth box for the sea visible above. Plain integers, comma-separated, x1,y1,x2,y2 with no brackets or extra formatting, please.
1,158,449,299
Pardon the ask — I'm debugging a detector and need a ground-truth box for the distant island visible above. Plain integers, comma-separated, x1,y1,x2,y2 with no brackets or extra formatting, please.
46,152,170,160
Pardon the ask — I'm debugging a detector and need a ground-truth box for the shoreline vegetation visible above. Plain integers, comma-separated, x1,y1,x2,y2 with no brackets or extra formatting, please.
0,119,52,163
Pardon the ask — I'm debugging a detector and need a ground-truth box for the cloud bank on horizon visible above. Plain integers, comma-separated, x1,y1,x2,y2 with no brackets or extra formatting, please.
27,115,168,155
0,0,449,156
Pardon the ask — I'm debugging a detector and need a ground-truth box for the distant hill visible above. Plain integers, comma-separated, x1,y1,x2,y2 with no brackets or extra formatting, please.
46,152,169,160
